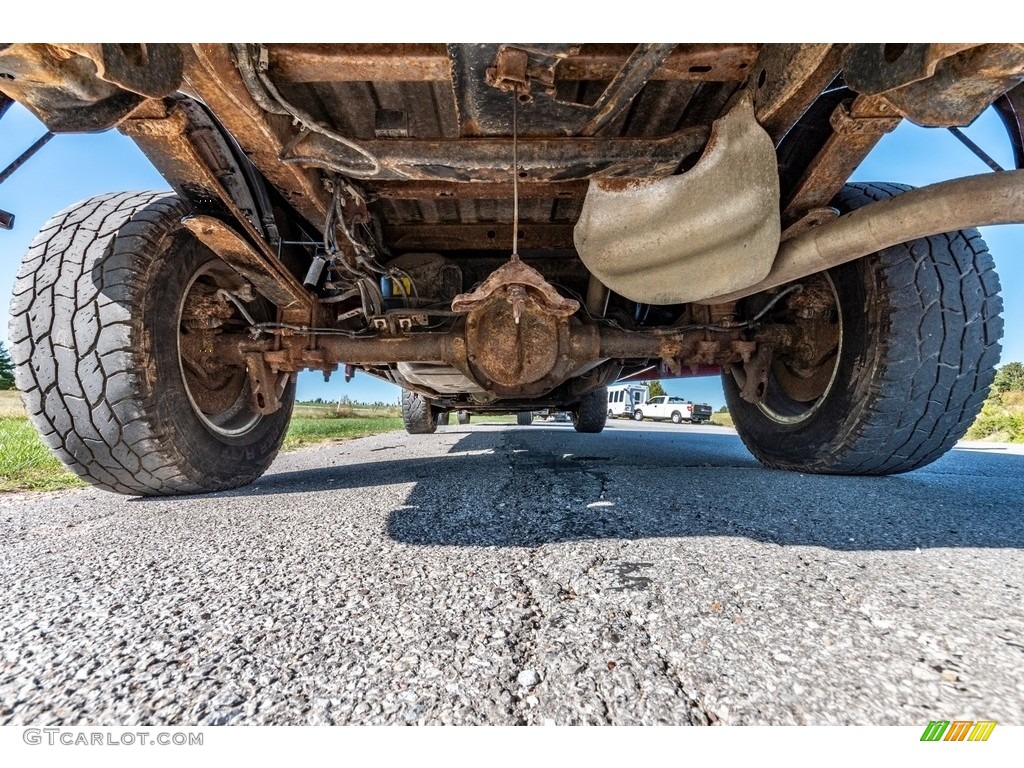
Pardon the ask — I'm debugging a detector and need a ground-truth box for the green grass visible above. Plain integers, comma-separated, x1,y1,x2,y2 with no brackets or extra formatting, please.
0,389,26,417
709,411,734,428
0,415,85,492
293,403,402,419
965,390,1024,443
282,416,404,450
0,389,406,493
7,378,1019,494
706,391,1024,439
475,414,517,424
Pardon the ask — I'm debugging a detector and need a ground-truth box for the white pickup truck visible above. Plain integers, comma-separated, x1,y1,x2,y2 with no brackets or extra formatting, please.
632,396,713,424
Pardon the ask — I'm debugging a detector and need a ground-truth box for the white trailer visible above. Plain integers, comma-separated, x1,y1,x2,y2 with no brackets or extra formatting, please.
607,384,649,418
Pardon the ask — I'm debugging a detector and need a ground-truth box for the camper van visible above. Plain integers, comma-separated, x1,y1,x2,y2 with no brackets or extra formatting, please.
607,384,650,419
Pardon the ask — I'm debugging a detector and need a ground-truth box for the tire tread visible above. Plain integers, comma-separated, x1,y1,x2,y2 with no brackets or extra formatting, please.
9,192,287,495
728,181,1002,475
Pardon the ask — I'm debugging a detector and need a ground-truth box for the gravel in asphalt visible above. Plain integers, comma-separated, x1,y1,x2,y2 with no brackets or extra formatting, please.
1,421,1022,725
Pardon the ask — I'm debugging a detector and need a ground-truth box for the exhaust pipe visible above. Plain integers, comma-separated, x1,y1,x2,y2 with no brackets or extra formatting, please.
699,170,1024,304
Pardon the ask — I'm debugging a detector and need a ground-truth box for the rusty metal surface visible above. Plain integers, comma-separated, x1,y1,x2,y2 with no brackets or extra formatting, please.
179,333,249,414
179,281,237,329
559,44,757,83
261,333,456,369
486,46,532,94
182,215,315,317
58,43,183,99
0,44,182,131
366,180,588,200
451,259,582,395
120,106,256,228
116,43,746,255
8,40,1022,409
452,312,600,398
843,44,977,94
214,312,774,399
447,44,715,140
120,98,277,246
463,302,564,389
244,353,287,415
178,274,260,418
0,44,147,131
766,277,840,403
213,315,796,403
180,46,372,283
118,101,306,305
291,127,710,181
267,43,757,84
382,223,576,251
574,93,780,305
782,96,901,222
751,44,843,144
844,44,1024,127
579,44,678,136
884,45,1024,127
183,45,330,229
452,258,580,318
449,44,579,137
703,169,1024,304
269,44,452,82
734,344,772,403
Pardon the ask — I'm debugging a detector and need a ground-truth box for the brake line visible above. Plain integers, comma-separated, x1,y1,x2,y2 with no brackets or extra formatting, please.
234,44,381,179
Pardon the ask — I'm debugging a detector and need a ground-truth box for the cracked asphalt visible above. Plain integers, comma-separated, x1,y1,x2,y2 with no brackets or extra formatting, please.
1,420,1023,725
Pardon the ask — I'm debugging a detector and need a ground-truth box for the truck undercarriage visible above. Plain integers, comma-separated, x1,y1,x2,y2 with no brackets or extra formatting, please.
2,43,1023,494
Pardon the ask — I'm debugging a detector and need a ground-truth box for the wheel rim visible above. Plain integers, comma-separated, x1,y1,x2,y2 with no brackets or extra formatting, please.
754,274,843,426
177,261,264,437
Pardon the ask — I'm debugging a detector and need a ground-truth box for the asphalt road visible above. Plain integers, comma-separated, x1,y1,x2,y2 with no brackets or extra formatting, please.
2,420,1023,725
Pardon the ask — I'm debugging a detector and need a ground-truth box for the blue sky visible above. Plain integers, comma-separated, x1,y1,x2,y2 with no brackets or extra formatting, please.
2,101,1021,408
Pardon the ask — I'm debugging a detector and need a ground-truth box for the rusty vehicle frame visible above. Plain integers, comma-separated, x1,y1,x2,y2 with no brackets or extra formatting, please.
2,43,1023,494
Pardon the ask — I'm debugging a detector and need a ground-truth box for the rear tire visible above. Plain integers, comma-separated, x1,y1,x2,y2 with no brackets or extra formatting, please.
671,411,682,424
517,411,534,426
633,409,644,422
572,386,609,433
457,410,471,425
402,390,437,434
8,192,294,496
724,182,1003,475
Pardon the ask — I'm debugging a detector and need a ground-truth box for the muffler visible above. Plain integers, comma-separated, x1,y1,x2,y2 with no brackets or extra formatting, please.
700,169,1024,304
